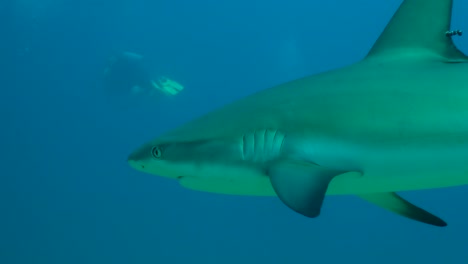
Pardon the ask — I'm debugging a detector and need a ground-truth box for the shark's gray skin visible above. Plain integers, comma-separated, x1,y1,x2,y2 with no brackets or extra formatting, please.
128,0,468,227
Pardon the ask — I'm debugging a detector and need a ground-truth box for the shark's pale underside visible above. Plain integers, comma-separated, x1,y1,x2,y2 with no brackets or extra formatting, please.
128,0,468,227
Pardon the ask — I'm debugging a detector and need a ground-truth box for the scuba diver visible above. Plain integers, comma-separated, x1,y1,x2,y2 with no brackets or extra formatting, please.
103,51,184,108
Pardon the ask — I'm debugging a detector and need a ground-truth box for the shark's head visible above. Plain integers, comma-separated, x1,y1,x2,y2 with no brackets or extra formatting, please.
127,136,251,181
127,141,180,179
128,128,289,184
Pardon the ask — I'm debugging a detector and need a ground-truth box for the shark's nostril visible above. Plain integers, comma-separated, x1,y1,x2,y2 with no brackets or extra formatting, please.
128,159,145,171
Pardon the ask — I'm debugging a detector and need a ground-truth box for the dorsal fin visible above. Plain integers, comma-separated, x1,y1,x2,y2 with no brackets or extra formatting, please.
365,0,468,62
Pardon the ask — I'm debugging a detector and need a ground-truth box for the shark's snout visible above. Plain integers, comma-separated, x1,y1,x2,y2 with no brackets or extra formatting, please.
127,145,151,171
128,158,146,170
127,142,186,179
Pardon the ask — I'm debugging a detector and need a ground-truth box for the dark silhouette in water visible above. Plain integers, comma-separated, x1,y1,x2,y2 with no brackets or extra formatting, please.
103,51,183,109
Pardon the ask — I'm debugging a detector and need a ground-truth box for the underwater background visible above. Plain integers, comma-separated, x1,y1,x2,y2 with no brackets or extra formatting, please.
3,0,468,263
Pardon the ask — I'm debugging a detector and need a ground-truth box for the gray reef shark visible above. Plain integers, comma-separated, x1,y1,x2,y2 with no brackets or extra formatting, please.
128,0,468,227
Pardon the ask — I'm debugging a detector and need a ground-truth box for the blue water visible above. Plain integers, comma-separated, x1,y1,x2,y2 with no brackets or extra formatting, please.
3,0,468,263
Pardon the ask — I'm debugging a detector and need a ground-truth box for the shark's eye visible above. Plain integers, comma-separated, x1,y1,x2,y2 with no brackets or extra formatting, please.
151,146,163,159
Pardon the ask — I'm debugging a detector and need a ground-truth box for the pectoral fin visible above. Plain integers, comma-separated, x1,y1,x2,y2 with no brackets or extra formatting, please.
268,161,345,218
358,192,447,227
